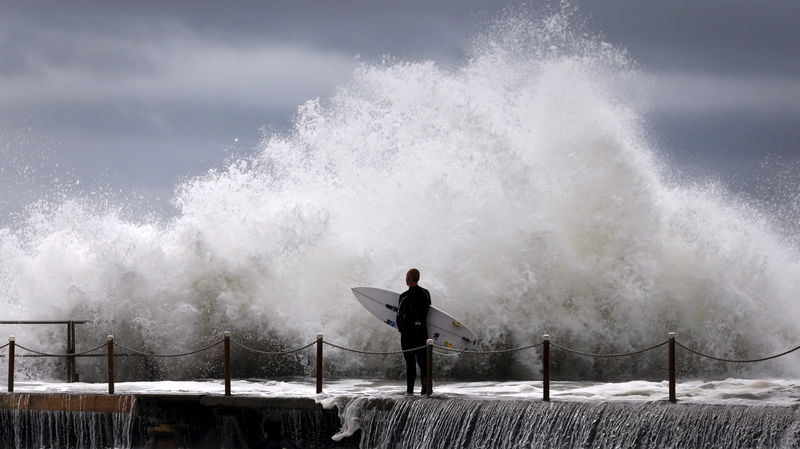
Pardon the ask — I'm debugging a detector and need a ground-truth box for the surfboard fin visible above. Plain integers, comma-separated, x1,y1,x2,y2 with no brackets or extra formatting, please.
444,342,455,349
385,304,398,312
452,320,463,327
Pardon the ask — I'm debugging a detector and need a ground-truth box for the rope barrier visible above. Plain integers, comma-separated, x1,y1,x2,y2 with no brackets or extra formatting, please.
15,342,108,357
231,339,316,355
113,340,224,358
323,340,428,355
434,342,544,354
551,340,669,358
676,341,800,363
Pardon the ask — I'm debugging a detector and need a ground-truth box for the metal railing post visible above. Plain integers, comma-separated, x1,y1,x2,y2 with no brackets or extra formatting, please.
425,339,433,396
107,335,114,395
8,336,15,393
543,334,550,401
67,321,76,383
668,332,676,403
316,334,323,394
224,331,231,396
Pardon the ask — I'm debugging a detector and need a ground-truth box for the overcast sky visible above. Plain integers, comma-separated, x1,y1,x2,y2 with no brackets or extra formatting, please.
1,0,799,217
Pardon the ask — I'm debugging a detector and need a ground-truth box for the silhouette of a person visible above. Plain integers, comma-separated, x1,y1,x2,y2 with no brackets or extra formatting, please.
397,268,431,395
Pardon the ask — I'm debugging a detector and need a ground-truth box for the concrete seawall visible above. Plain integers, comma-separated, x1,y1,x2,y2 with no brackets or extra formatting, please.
3,384,800,449
0,393,358,448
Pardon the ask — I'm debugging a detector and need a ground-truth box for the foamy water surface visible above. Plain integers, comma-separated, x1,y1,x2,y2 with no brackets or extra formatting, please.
13,378,800,407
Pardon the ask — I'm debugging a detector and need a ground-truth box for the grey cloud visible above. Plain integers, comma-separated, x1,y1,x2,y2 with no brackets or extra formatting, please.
581,0,800,76
1,29,356,110
652,111,800,187
3,0,495,62
648,72,800,116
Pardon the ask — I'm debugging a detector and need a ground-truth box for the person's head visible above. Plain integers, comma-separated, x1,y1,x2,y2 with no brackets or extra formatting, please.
406,268,420,287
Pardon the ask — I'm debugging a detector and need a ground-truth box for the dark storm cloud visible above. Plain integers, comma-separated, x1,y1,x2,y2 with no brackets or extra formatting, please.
578,1,800,153
580,0,800,76
0,16,356,109
657,112,800,165
649,72,800,116
0,0,364,196
2,0,501,63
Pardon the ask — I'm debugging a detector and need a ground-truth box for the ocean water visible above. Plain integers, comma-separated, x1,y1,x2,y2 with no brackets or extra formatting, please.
0,6,798,385
14,378,800,407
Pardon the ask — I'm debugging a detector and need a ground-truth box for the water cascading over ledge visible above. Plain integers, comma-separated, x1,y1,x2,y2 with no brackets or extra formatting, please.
0,394,137,449
329,397,800,449
1,392,800,448
0,393,359,449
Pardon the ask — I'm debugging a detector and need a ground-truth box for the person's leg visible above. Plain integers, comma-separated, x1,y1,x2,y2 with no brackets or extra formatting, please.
415,340,428,394
401,334,416,394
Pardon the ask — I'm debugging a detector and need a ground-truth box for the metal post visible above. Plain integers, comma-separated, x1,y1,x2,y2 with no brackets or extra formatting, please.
66,322,71,381
107,335,114,394
8,336,15,393
316,334,323,394
224,331,231,396
425,339,433,397
67,321,76,383
668,332,676,403
71,321,77,381
543,334,550,402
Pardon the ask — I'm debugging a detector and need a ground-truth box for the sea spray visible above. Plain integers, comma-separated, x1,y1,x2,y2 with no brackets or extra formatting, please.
0,8,798,382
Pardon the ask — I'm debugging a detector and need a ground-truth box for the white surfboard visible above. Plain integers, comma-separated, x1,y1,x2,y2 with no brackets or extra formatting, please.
351,287,477,351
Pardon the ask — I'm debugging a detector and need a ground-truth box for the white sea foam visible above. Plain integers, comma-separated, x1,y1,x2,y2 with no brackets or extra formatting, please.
12,378,800,407
0,8,798,381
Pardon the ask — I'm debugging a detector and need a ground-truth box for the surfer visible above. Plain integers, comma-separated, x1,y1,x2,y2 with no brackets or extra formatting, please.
397,268,431,395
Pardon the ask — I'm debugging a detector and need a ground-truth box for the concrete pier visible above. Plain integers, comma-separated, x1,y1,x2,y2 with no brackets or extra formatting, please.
0,393,358,448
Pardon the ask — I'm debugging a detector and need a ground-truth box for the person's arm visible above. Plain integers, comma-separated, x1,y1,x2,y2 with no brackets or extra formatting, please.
396,294,405,332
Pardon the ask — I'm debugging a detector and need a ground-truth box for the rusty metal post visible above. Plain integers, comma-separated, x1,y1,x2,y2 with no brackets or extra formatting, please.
543,334,550,401
668,332,676,403
425,339,433,396
107,335,114,395
8,336,15,393
316,334,323,394
224,331,231,396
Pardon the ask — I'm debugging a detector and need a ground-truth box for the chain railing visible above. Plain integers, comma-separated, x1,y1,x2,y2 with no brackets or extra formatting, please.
551,340,669,358
113,340,224,358
675,341,800,363
434,341,545,354
231,338,316,355
4,330,800,402
323,340,428,355
15,342,108,358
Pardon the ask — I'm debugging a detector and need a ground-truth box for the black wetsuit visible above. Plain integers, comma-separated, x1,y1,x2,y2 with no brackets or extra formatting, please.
397,285,431,394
